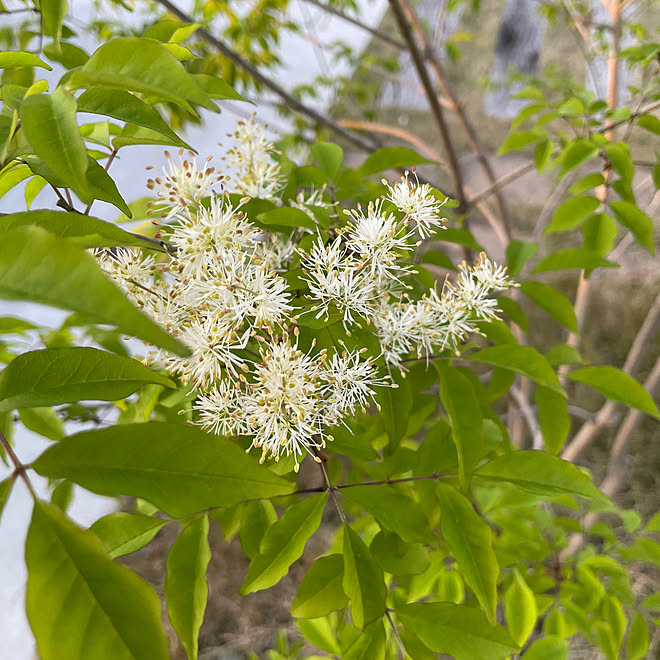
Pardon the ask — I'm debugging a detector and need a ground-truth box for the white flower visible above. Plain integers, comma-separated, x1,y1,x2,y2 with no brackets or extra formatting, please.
194,380,248,437
471,253,512,291
147,150,222,218
383,170,447,239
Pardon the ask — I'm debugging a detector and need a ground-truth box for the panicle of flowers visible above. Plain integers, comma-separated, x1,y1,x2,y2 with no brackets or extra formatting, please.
146,149,224,219
383,169,448,239
223,115,283,200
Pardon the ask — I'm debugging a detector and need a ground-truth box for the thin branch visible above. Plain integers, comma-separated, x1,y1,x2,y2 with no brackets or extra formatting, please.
386,610,407,659
301,0,407,51
317,451,347,523
468,161,536,207
0,430,37,499
388,0,466,213
510,384,543,449
152,0,379,154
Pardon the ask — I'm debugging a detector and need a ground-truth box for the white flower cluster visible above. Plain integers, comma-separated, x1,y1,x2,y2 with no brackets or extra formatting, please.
98,119,514,471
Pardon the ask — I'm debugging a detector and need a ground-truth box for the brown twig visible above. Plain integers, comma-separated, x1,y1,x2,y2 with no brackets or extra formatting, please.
0,430,37,499
387,0,466,213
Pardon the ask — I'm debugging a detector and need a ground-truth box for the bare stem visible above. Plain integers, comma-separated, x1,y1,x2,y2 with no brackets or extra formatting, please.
316,451,347,523
0,431,37,499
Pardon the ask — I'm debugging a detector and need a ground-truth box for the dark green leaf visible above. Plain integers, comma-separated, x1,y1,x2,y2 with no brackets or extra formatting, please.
609,201,655,254
603,142,634,185
69,38,216,112
521,281,578,332
291,554,348,618
370,530,430,576
438,228,484,251
437,363,484,487
19,407,64,441
21,88,90,203
506,240,538,277
0,210,157,249
397,602,519,660
311,141,343,178
240,493,326,594
568,366,660,418
166,515,211,660
536,386,570,455
545,343,584,367
421,249,455,270
191,74,247,102
33,422,294,517
0,317,37,334
377,373,412,454
476,451,604,499
0,346,174,412
0,226,188,356
77,89,189,149
466,345,563,395
497,296,528,333
0,51,52,70
27,500,169,660
256,207,316,230
85,157,131,216
358,146,435,176
545,196,600,233
90,512,168,558
532,248,617,274
343,524,387,629
342,485,429,543
436,484,498,621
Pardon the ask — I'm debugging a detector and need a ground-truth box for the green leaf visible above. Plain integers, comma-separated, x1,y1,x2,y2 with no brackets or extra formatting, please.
191,74,248,102
609,201,655,254
0,163,32,199
505,570,537,645
344,619,386,660
0,476,13,524
239,499,278,559
559,139,598,178
0,226,188,356
437,363,484,487
603,142,634,185
343,524,387,629
436,483,498,622
0,346,174,412
421,249,455,270
0,316,38,333
466,345,564,395
240,493,326,594
0,210,158,248
42,42,89,69
377,373,412,454
642,591,660,610
85,157,131,216
497,130,544,155
291,554,348,618
582,212,617,256
626,613,649,660
637,113,660,135
256,206,316,230
77,88,189,149
41,0,67,46
19,407,64,441
21,88,90,203
535,386,570,455
476,451,604,499
645,513,660,532
568,366,660,419
311,141,343,178
166,515,211,660
532,248,617,274
0,51,52,70
520,282,578,332
26,500,169,660
523,636,568,660
497,296,528,333
506,240,538,277
570,173,606,195
439,228,484,251
545,195,600,233
70,38,216,112
397,602,519,660
33,422,295,517
90,512,168,558
341,485,429,543
358,146,435,176
370,530,430,576
297,617,341,655
546,343,584,367
144,20,200,43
